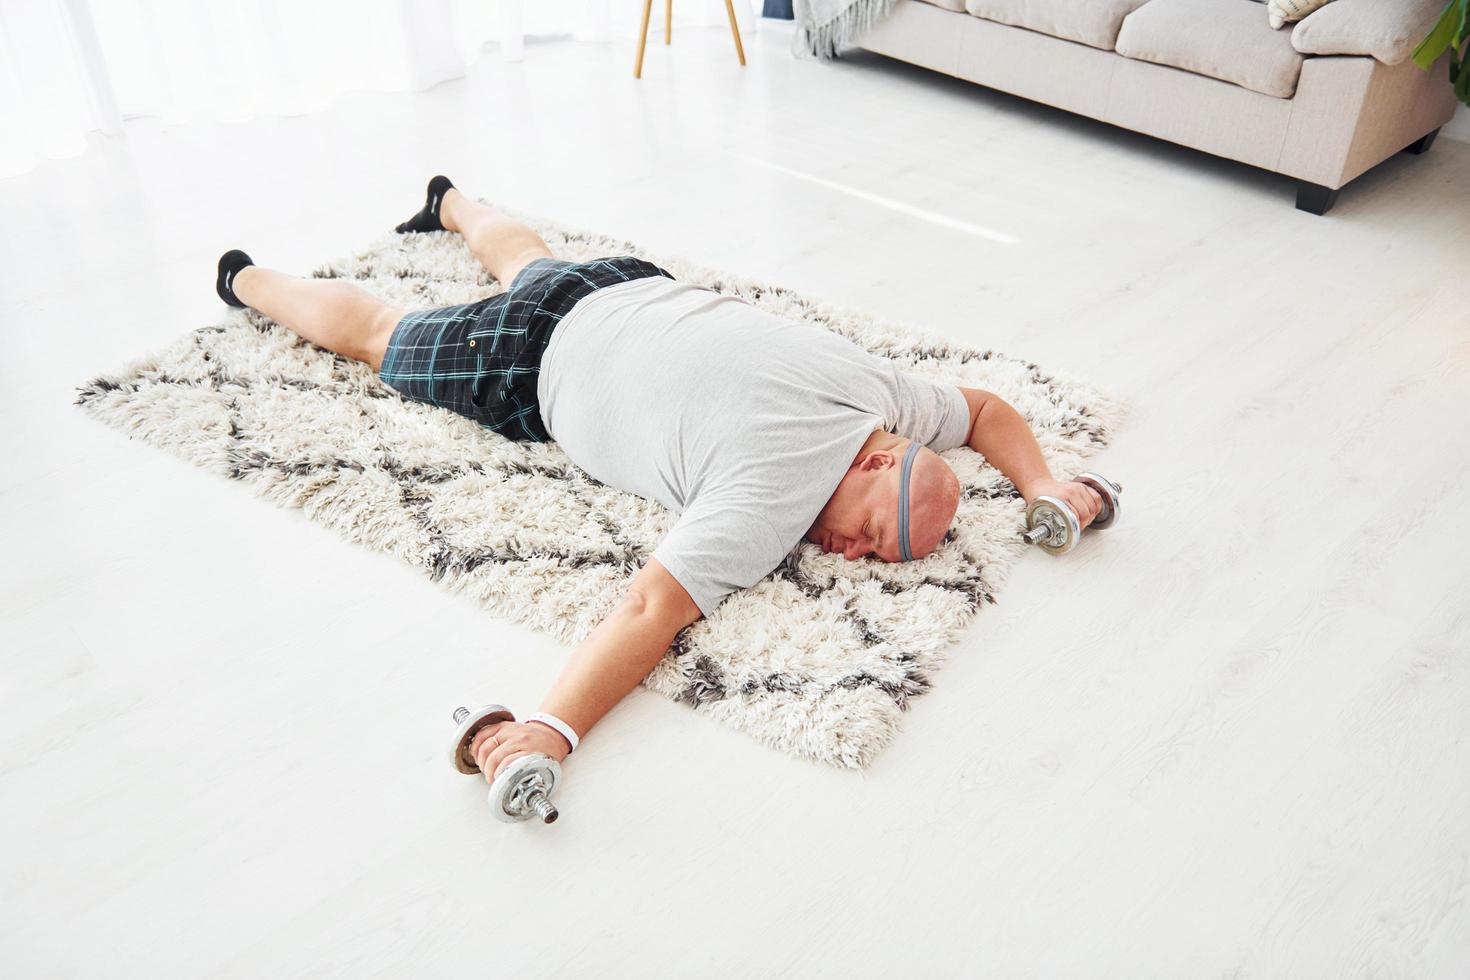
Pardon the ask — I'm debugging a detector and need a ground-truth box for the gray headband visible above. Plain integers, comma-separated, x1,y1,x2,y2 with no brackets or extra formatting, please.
897,440,921,561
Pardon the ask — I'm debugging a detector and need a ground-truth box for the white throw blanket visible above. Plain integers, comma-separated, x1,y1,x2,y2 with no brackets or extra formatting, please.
793,0,897,58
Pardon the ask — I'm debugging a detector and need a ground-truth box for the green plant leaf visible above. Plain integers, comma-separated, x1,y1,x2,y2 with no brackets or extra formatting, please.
1414,2,1460,69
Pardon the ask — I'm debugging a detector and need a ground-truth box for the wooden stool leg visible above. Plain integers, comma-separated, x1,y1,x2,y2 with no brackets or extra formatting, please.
635,0,653,77
665,0,671,44
723,0,746,66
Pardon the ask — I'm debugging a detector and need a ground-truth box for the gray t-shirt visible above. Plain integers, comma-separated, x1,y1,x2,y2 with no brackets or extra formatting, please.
537,275,972,616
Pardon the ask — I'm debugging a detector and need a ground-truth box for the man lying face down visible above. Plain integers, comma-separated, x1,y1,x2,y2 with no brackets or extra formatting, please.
214,175,1106,780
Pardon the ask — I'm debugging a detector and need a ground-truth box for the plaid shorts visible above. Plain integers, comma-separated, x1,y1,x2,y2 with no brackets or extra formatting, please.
377,254,675,441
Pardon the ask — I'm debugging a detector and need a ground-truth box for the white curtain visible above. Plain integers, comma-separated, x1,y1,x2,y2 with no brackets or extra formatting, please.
0,0,760,179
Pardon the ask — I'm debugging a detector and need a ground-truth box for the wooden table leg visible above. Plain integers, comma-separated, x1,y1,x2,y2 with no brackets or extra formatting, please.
635,0,653,77
665,0,672,44
723,0,746,66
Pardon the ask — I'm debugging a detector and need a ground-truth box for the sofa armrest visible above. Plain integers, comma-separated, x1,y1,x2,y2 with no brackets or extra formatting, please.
1291,0,1449,65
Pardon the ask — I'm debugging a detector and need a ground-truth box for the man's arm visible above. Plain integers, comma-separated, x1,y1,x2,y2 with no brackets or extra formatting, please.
535,557,701,739
959,387,1053,498
959,386,1103,522
474,557,702,779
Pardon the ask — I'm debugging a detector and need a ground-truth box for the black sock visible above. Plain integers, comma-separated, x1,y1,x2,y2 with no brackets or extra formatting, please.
395,175,455,233
216,249,254,308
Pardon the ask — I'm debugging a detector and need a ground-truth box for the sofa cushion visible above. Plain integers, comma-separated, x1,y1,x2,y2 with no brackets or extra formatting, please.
962,0,1151,51
1116,0,1306,98
1291,0,1448,65
1266,0,1333,31
916,0,967,11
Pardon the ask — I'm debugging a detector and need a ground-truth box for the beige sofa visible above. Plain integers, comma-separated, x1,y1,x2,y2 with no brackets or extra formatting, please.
854,0,1458,213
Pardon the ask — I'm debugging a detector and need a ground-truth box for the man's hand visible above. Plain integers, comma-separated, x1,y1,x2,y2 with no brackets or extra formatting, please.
471,720,572,783
1026,478,1104,528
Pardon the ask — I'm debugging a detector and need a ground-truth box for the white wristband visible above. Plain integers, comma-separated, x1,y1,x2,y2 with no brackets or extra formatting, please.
526,712,579,753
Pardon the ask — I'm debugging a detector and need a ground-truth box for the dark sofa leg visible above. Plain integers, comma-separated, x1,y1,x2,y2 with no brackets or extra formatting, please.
1403,128,1440,155
1295,181,1340,216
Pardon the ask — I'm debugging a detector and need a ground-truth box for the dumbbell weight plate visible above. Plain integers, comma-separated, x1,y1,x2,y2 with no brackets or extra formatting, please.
449,703,516,774
490,754,562,824
1024,495,1081,556
1074,472,1123,531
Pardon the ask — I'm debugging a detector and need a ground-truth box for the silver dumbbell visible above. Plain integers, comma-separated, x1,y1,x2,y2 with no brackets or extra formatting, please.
448,704,563,824
1021,472,1123,556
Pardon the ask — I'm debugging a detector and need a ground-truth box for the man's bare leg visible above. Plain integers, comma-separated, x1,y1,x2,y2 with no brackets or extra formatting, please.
439,188,555,286
220,179,551,372
231,266,406,374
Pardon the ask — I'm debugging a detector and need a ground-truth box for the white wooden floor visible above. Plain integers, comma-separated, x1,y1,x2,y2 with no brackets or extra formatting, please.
4,21,1469,979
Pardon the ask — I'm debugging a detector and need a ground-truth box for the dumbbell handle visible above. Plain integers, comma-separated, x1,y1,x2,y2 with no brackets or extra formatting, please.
1022,524,1053,545
523,790,557,823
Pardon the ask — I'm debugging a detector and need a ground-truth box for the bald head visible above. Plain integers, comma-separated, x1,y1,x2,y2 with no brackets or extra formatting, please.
896,444,961,557
806,437,961,563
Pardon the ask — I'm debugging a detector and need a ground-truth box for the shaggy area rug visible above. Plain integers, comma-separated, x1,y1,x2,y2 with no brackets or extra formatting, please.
74,205,1125,769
